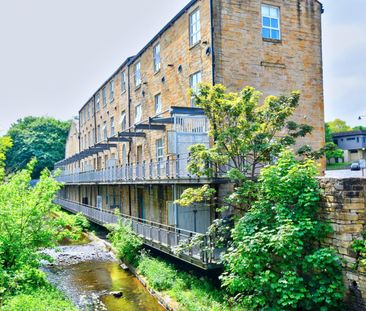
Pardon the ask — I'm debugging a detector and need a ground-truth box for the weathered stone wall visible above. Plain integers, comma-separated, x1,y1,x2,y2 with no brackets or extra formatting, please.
320,177,366,310
213,0,325,169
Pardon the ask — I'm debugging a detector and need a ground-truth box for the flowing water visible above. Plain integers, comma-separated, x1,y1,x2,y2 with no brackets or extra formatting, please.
42,239,165,311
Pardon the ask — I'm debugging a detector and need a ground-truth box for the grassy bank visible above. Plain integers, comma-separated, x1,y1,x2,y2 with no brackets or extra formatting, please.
108,222,243,311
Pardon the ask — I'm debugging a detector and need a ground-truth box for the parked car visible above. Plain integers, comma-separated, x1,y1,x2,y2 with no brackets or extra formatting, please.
350,162,361,171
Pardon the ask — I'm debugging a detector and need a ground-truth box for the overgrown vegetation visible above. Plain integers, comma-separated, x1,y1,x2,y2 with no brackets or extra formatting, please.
108,220,143,265
221,150,345,310
109,224,242,311
0,137,85,309
175,84,345,309
1,287,77,311
351,231,366,269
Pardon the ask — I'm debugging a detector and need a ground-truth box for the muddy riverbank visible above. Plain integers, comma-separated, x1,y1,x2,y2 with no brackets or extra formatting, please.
42,238,165,311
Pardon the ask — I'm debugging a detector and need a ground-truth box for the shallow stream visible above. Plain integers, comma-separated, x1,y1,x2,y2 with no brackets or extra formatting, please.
42,238,164,311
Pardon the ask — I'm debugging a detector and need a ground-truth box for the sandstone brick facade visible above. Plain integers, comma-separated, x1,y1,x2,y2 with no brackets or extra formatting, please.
57,0,324,236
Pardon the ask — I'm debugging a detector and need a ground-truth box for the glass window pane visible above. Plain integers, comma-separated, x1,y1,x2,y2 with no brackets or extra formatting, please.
262,5,270,16
270,7,279,18
262,28,271,39
271,18,279,29
271,30,280,40
263,17,270,27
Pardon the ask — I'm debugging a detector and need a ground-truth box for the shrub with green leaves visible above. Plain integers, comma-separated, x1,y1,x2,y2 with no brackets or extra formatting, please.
138,254,176,290
221,150,345,310
108,221,143,265
2,288,77,311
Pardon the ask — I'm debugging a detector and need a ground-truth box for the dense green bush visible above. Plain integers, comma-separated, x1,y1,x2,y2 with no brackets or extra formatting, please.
2,288,77,311
108,221,143,265
221,150,345,310
138,254,176,290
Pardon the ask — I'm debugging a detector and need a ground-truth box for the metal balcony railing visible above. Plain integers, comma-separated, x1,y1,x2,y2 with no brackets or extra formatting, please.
54,198,219,268
56,154,219,184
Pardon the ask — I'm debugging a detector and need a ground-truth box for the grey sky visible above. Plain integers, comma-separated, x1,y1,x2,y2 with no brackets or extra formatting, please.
0,0,364,135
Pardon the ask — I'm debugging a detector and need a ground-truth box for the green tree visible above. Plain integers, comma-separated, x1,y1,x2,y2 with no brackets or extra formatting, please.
0,137,12,181
325,123,333,142
353,125,366,131
178,84,313,211
327,119,352,134
0,161,63,296
324,142,344,163
221,150,345,310
6,117,70,179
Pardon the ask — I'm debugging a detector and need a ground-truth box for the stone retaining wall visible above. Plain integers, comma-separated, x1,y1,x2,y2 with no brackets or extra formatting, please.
320,177,366,311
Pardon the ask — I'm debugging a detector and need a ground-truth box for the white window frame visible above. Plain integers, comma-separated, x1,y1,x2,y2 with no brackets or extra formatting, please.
97,125,101,142
103,121,108,140
109,79,115,102
156,138,164,162
153,43,161,72
121,70,126,93
189,71,202,106
155,93,162,114
120,111,126,131
134,62,141,87
110,117,115,137
122,144,127,165
96,93,100,112
135,104,142,124
261,4,281,40
102,87,107,106
189,8,201,46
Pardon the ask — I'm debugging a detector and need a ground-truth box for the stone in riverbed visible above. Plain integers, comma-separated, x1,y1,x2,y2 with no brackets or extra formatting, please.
110,291,123,298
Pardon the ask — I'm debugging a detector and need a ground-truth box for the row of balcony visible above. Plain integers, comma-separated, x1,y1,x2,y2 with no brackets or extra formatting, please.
57,154,225,184
54,198,220,269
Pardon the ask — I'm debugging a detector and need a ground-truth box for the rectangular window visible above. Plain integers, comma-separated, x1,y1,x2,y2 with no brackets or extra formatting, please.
79,112,82,124
121,70,126,93
155,93,162,114
109,79,114,102
262,4,281,40
87,104,90,120
92,128,95,145
97,125,101,142
190,71,202,106
189,9,201,46
96,93,100,112
134,62,141,87
135,104,142,124
120,111,126,131
80,137,83,150
156,139,164,162
84,109,87,123
110,117,115,137
153,43,161,72
102,87,107,106
91,100,95,116
103,121,108,140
